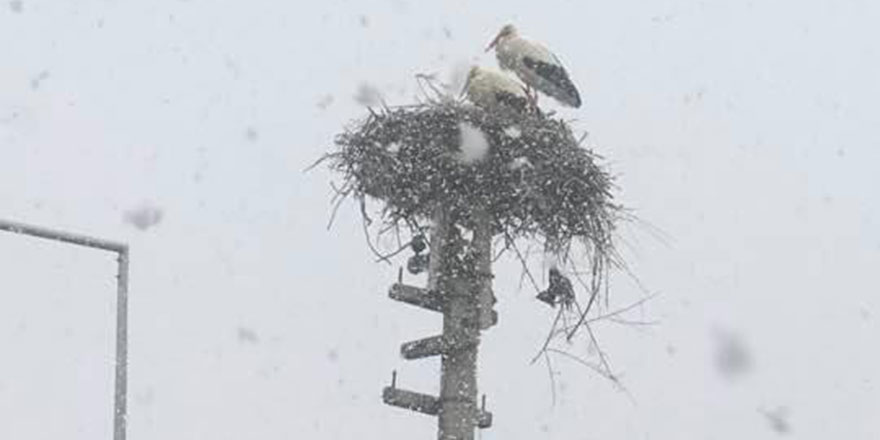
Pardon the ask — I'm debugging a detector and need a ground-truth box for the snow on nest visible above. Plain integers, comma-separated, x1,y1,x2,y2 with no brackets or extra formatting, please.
325,100,620,259
457,122,490,164
503,125,522,138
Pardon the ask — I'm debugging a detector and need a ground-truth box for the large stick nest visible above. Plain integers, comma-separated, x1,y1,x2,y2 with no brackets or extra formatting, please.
322,99,636,387
325,101,619,260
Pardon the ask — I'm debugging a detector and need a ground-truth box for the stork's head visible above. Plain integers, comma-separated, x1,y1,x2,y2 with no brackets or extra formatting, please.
485,24,518,52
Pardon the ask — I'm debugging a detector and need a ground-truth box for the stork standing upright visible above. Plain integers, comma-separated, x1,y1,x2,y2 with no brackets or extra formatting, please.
462,65,531,112
486,24,582,108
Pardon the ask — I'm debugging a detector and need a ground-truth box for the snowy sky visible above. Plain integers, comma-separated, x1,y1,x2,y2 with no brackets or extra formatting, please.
2,0,879,439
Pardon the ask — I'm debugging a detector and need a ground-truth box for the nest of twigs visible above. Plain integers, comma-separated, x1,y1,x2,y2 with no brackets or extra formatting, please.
319,97,633,386
323,101,619,263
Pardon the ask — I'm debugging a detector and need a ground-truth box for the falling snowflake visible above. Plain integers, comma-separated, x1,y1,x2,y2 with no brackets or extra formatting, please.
123,205,163,231
327,349,339,362
316,94,335,110
245,126,258,142
354,82,383,107
30,70,49,89
759,406,791,434
714,329,752,379
236,327,259,344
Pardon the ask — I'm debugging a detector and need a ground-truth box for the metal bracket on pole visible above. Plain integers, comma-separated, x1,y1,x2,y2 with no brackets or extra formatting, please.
400,332,478,360
389,283,445,312
383,387,440,416
477,394,492,429
477,410,493,429
382,386,492,429
401,335,449,359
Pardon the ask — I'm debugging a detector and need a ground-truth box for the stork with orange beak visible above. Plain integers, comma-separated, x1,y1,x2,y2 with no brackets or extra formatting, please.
462,65,531,112
486,24,582,108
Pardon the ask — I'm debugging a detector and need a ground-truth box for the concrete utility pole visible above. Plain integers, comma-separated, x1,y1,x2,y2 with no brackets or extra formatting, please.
0,219,129,440
383,205,496,440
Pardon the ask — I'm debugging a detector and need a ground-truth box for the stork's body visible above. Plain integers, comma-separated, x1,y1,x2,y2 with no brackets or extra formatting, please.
463,66,530,112
487,25,582,108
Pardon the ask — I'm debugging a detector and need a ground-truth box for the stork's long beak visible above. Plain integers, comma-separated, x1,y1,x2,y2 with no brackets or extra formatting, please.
485,34,501,52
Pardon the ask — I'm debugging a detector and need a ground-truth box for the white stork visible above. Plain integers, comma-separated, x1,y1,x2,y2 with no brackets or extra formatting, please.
462,65,530,112
486,24,582,108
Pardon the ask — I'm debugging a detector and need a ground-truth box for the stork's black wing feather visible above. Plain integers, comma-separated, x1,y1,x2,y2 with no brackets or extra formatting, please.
523,56,581,107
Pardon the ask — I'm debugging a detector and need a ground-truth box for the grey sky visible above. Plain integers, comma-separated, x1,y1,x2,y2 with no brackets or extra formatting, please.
2,0,879,439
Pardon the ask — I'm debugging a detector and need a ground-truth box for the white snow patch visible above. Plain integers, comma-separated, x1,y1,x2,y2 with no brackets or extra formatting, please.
457,122,489,164
509,156,531,169
503,126,522,138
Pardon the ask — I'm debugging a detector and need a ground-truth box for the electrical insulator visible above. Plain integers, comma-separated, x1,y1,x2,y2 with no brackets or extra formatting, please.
407,253,430,274
411,234,427,254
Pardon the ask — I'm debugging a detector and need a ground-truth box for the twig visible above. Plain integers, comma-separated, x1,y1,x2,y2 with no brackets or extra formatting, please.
375,238,415,263
503,231,541,292
530,306,564,364
549,293,658,339
543,351,557,407
586,293,656,324
304,153,335,173
545,348,612,381
415,73,448,102
544,347,634,402
565,281,601,341
326,184,352,230
583,322,614,381
357,201,390,265
565,256,606,341
606,317,659,327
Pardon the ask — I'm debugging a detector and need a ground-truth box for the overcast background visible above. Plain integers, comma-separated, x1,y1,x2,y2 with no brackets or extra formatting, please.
2,0,879,439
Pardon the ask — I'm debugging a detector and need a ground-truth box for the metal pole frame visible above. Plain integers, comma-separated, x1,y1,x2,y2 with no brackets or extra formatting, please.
0,219,129,440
